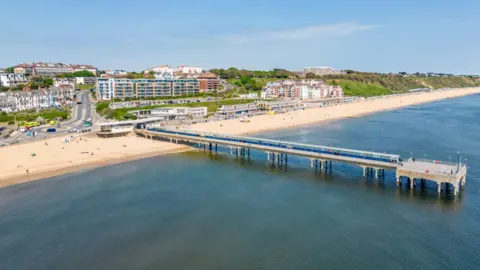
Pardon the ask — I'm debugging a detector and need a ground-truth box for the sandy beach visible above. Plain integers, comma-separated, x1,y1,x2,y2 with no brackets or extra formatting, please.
1,87,479,187
0,134,189,187
191,87,480,135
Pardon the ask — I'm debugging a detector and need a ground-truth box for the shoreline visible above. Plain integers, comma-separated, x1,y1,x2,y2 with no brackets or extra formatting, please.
0,147,191,188
1,87,479,187
190,87,480,135
0,134,192,188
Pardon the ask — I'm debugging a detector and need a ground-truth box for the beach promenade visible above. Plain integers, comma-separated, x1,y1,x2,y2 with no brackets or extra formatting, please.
0,87,479,187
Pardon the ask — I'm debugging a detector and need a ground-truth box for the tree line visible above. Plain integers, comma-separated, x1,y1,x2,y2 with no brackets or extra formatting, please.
210,67,296,79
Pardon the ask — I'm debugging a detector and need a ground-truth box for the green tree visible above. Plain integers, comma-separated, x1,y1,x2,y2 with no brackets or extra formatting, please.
43,78,54,87
5,67,14,73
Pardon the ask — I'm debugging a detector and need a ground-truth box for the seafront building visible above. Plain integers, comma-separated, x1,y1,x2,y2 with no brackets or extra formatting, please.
261,80,343,100
150,107,207,120
0,86,74,112
96,78,200,100
215,103,260,118
128,107,208,120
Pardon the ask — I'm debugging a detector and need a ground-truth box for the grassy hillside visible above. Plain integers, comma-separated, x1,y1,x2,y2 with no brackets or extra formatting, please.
331,81,392,97
324,73,480,97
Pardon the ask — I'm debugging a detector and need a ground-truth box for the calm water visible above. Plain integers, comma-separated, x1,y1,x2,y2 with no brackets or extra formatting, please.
1,95,480,269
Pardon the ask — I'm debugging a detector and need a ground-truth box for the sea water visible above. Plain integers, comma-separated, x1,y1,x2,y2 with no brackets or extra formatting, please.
0,94,479,269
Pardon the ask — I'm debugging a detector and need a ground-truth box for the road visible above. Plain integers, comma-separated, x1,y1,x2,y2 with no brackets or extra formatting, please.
63,91,92,129
219,79,233,92
1,91,95,146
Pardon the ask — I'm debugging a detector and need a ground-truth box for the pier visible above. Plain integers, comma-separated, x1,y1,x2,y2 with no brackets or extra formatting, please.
135,127,467,196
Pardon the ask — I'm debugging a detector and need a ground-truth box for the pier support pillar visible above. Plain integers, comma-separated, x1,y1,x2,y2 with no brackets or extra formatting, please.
410,178,415,189
310,158,314,168
230,147,233,155
215,144,218,152
374,168,378,179
247,148,250,158
396,176,400,186
362,167,366,177
285,154,288,163
437,183,442,195
267,152,270,160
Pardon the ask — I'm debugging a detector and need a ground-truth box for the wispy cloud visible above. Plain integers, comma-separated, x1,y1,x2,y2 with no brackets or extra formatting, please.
224,22,383,43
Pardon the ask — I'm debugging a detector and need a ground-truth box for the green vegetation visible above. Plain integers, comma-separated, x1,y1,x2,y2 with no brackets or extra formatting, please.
228,77,278,92
0,108,70,124
4,67,14,73
331,81,391,97
323,71,480,97
210,67,296,79
97,99,257,120
28,77,54,90
57,70,96,78
76,84,95,90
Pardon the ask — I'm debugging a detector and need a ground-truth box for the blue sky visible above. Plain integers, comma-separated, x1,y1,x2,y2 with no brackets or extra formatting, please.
1,0,478,74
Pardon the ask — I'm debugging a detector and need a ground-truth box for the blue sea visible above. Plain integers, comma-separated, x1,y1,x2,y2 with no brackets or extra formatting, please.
1,94,479,269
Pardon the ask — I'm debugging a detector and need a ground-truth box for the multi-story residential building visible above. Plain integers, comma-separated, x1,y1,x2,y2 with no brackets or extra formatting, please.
0,86,74,112
261,80,343,100
303,66,346,76
12,63,97,76
144,65,174,74
14,64,34,75
176,65,202,77
32,62,74,76
0,73,28,87
197,72,219,92
96,78,200,100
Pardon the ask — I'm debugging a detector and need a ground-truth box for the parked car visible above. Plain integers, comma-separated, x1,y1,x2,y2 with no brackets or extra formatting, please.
68,128,78,133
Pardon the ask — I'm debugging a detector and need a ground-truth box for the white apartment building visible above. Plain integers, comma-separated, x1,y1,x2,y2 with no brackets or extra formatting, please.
261,80,343,100
145,65,174,74
0,73,28,87
176,65,202,76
